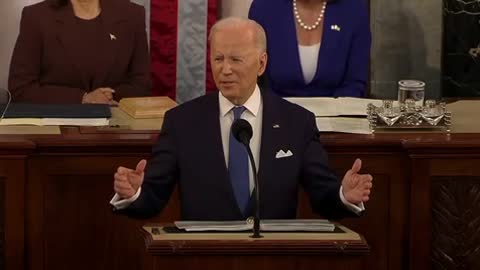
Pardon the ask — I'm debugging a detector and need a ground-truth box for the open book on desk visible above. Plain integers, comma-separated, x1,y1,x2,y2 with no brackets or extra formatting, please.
284,97,381,134
285,97,383,117
0,118,109,126
175,219,335,232
315,117,371,134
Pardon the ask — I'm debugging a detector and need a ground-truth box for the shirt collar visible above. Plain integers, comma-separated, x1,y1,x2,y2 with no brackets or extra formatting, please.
219,85,261,117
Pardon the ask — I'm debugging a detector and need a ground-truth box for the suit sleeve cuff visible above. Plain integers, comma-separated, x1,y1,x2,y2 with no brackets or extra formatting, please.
339,186,365,214
110,187,142,210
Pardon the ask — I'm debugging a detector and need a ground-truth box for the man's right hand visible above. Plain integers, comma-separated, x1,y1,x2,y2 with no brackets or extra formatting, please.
114,159,147,199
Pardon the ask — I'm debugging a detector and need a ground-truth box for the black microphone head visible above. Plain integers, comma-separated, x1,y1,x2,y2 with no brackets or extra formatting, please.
231,119,253,145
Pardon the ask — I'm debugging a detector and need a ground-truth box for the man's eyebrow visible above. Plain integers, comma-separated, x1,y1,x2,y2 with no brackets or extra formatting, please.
229,53,246,58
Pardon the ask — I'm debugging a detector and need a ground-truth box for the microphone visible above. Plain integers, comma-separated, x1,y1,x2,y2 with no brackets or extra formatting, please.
231,119,262,238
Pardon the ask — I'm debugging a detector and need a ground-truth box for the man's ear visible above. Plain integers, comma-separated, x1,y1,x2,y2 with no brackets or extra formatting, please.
258,52,268,76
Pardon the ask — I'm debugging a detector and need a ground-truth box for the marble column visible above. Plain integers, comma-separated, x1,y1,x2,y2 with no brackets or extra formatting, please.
442,0,480,97
370,0,442,100
221,0,252,17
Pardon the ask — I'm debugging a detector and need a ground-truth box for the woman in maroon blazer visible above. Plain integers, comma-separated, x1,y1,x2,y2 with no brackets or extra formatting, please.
8,0,151,104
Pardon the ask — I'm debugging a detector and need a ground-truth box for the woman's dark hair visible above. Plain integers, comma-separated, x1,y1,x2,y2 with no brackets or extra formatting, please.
49,0,69,8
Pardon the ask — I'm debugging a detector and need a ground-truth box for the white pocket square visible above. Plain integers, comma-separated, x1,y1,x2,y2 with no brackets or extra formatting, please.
275,149,293,159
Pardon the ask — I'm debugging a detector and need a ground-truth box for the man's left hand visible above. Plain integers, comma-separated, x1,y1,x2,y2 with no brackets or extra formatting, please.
341,158,373,205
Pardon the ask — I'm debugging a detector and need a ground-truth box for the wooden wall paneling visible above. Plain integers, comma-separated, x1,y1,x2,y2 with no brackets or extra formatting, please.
297,151,410,270
26,154,176,270
430,176,480,270
408,144,480,270
0,141,34,270
409,158,431,270
149,254,367,270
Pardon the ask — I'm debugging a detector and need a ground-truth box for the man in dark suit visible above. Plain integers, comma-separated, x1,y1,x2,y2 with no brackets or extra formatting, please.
111,17,372,220
8,0,150,104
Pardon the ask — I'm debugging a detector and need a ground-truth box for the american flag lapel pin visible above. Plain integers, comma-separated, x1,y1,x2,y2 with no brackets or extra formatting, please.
330,25,341,31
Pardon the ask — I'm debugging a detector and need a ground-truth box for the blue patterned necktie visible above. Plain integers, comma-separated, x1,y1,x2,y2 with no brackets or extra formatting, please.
228,106,250,214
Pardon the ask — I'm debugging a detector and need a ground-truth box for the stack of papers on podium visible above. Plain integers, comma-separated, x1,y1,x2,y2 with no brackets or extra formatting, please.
285,97,383,134
175,219,335,232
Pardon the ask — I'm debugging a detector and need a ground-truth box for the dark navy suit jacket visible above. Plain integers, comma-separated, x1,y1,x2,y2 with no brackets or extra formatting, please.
249,0,371,97
120,90,354,221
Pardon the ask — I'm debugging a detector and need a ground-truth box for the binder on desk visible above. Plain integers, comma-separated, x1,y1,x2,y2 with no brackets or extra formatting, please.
0,104,111,126
3,103,111,118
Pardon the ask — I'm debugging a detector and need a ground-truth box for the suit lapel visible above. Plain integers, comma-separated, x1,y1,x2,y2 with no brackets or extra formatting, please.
314,1,343,84
54,4,89,89
257,91,284,206
284,1,307,86
92,0,125,88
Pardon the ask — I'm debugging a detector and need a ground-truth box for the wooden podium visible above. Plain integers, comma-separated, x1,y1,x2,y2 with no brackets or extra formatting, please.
141,224,369,270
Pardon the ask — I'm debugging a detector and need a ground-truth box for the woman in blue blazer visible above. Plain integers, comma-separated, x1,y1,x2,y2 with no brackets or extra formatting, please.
249,0,371,97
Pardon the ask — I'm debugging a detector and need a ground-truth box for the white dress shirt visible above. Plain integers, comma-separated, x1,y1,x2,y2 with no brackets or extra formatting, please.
111,85,364,214
298,43,321,84
219,85,262,193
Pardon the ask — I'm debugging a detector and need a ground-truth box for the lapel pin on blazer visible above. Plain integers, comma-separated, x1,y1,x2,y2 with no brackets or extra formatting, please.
109,33,117,40
330,25,341,31
272,124,280,129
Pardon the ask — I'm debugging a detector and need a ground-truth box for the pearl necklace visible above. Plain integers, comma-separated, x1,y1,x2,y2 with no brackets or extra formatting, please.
293,0,327,31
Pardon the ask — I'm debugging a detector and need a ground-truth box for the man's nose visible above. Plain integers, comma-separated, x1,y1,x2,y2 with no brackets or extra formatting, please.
221,61,233,74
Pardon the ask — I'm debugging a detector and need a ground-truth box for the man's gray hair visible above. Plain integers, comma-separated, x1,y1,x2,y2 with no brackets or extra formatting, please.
208,17,267,53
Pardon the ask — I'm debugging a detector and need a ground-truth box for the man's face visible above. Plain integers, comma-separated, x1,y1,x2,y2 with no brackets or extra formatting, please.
210,26,267,105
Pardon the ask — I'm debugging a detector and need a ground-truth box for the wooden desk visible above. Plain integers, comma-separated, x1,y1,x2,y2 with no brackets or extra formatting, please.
0,127,479,270
0,139,35,270
141,224,369,270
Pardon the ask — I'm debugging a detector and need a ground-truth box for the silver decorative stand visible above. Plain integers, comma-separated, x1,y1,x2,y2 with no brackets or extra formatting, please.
367,99,452,133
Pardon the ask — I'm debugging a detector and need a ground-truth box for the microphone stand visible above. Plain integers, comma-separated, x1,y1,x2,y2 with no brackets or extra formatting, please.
232,119,261,238
245,145,262,238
